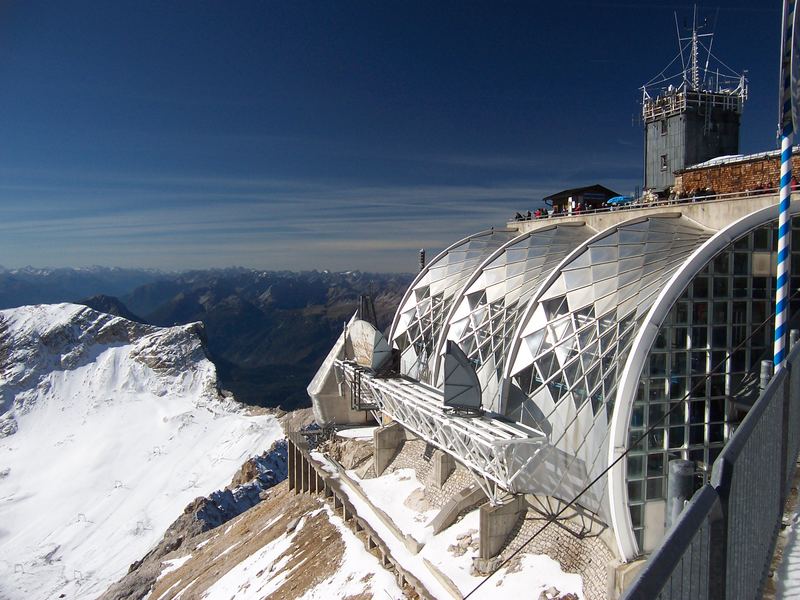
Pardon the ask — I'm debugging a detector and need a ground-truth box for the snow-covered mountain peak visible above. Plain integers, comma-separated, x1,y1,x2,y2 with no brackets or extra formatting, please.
0,303,283,600
0,303,220,435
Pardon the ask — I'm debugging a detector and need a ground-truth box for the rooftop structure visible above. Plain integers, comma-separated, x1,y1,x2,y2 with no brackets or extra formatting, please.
642,8,747,192
542,184,620,212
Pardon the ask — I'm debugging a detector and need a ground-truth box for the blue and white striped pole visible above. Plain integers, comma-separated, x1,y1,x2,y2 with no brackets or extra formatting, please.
776,126,793,365
776,0,796,366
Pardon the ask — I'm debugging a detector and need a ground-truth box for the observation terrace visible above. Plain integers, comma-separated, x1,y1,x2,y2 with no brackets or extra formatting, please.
508,188,782,234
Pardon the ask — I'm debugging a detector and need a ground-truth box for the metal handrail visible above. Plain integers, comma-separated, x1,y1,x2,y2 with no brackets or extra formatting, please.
511,188,782,225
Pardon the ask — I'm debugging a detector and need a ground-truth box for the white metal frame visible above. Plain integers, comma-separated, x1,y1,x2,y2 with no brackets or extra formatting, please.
335,359,544,503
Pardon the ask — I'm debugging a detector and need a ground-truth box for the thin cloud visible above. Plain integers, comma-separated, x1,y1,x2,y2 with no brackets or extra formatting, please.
0,166,639,271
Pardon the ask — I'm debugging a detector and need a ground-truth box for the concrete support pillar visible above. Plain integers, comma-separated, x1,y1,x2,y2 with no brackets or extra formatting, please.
301,456,309,493
478,495,525,560
431,450,455,489
373,422,406,475
293,442,303,495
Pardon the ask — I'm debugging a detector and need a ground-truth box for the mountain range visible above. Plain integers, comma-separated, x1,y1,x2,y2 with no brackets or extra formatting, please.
0,267,413,410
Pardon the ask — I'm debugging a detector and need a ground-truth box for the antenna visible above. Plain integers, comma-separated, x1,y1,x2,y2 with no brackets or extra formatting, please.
703,7,721,87
674,12,686,80
641,4,747,193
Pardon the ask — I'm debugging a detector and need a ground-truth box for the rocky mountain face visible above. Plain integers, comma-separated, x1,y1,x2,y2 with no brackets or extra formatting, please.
105,478,404,600
0,303,284,600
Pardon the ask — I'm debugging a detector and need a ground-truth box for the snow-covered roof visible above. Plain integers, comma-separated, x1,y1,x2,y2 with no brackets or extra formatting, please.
683,146,800,170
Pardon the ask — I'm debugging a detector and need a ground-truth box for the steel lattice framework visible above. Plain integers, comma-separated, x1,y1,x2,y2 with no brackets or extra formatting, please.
390,229,518,384
309,206,800,561
504,216,712,520
335,359,544,497
435,223,594,413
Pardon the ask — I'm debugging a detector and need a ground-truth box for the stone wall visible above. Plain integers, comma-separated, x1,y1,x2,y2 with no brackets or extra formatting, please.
676,154,800,195
379,438,475,509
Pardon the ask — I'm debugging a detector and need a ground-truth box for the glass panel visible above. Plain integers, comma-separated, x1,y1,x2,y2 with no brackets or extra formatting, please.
628,480,644,502
628,455,644,478
668,426,685,448
646,478,664,500
713,278,729,297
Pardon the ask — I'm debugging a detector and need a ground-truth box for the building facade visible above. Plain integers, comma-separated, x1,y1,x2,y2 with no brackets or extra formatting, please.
310,202,800,563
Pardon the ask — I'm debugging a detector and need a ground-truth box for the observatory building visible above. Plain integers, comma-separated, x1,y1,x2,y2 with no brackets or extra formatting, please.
642,15,747,193
309,202,800,563
305,11,788,581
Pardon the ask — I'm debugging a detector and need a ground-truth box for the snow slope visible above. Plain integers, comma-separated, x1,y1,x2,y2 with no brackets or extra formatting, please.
141,481,403,600
0,303,283,600
334,457,585,599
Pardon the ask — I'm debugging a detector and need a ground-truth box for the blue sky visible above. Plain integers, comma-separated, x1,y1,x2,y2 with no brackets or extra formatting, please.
0,1,782,272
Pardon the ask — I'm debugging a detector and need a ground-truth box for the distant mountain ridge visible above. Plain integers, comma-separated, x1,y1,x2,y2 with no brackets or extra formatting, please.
0,267,413,410
80,294,146,323
0,266,163,309
121,269,412,409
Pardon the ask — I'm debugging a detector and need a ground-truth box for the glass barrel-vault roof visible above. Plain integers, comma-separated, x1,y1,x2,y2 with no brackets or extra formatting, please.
390,228,518,384
503,216,712,520
439,224,594,412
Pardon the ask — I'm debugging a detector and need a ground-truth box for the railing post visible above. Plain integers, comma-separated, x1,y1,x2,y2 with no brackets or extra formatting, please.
761,360,773,392
710,457,733,600
707,493,727,600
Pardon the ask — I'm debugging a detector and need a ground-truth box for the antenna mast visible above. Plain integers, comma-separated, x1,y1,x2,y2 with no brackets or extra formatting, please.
690,6,700,90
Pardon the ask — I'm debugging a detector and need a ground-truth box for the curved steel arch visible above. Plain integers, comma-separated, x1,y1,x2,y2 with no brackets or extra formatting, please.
500,215,679,399
388,228,518,383
430,223,596,412
497,214,712,521
607,202,800,561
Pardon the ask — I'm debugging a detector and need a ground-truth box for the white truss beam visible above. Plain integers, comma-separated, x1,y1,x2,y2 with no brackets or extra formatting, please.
335,359,545,492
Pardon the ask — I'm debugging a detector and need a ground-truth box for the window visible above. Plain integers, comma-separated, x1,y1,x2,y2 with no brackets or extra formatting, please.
660,154,668,171
661,119,668,135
